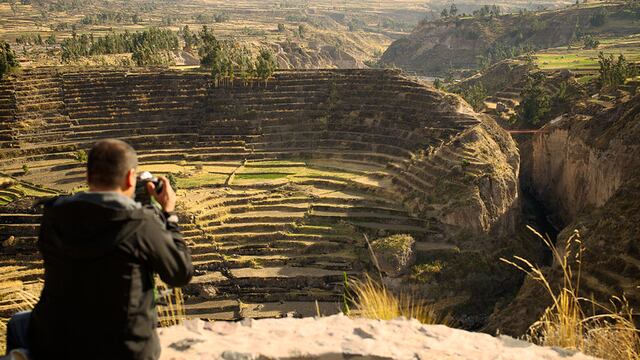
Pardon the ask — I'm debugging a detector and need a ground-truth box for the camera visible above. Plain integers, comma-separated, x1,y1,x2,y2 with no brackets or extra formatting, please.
135,171,164,206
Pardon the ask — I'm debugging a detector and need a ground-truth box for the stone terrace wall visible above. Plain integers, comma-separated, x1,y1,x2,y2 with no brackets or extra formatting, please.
0,68,519,238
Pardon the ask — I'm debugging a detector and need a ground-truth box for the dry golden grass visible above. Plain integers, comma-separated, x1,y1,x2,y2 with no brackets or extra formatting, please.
0,278,187,353
346,273,449,325
501,226,640,360
156,281,186,328
0,281,40,354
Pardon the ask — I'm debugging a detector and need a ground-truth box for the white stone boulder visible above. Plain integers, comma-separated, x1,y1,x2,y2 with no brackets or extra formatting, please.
158,314,596,360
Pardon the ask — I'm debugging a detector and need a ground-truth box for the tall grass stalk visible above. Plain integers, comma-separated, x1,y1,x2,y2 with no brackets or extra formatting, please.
156,283,186,328
501,226,639,359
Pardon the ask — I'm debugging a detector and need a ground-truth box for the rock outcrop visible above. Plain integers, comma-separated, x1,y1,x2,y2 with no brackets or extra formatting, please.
531,104,639,225
158,315,595,360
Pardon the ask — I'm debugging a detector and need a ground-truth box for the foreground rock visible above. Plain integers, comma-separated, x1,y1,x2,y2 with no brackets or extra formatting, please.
158,315,594,360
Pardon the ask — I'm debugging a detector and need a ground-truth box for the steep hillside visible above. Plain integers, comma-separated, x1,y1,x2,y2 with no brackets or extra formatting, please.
381,3,640,75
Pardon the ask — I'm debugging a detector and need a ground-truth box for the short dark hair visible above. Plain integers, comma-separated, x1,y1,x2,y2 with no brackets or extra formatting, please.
87,139,138,189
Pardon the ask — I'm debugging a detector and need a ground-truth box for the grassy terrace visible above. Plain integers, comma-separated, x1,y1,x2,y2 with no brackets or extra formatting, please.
535,34,640,72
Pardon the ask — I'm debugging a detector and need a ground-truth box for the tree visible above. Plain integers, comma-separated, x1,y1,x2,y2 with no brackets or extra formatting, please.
460,83,487,111
181,25,198,51
277,23,286,32
198,26,221,68
449,4,458,17
440,8,449,18
516,74,551,126
132,46,172,67
298,24,306,38
0,41,19,80
255,48,277,84
590,8,607,27
583,35,600,49
598,52,637,89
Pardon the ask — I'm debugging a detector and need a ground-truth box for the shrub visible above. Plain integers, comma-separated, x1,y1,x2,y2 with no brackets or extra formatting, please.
73,150,87,163
166,173,178,190
21,164,29,175
411,261,445,283
582,35,600,50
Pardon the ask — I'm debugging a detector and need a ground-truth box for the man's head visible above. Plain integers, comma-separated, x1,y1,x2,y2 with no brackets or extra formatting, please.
87,139,138,197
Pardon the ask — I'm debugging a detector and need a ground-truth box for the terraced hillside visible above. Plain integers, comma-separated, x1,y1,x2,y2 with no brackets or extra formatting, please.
382,2,640,75
0,68,520,322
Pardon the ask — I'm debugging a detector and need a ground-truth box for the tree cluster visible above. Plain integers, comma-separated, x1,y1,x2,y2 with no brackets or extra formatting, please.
598,53,637,89
195,27,277,84
16,33,43,46
0,41,19,80
515,73,551,127
473,5,501,18
194,13,229,24
478,43,536,69
440,4,457,19
61,28,179,64
80,12,141,25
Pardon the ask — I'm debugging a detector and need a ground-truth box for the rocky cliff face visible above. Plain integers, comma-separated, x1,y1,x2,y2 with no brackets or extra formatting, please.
487,94,640,336
381,4,635,75
532,97,640,225
158,315,595,360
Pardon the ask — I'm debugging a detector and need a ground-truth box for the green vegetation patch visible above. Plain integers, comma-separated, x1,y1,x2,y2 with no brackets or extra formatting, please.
411,261,445,283
245,160,307,167
234,173,291,181
177,172,227,189
371,234,414,255
535,35,640,71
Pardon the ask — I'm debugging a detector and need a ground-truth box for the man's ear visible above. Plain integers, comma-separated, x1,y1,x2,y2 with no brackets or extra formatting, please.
125,169,136,189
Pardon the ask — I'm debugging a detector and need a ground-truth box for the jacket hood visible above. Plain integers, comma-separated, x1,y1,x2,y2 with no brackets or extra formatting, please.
43,192,143,259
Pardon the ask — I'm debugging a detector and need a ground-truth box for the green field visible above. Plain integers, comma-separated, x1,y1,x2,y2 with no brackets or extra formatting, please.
535,34,640,71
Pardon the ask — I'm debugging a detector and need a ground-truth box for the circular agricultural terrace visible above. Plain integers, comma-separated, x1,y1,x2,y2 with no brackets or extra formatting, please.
0,68,519,320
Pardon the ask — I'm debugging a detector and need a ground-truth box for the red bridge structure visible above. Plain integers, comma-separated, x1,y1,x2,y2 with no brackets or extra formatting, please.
507,129,549,135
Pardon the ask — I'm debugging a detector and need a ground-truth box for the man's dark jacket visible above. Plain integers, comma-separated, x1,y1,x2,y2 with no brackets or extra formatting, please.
28,192,193,360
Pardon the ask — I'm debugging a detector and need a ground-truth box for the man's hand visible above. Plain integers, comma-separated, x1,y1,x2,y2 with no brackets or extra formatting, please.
146,176,176,213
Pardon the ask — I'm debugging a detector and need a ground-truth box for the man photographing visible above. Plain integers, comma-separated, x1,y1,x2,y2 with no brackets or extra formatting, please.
5,139,193,360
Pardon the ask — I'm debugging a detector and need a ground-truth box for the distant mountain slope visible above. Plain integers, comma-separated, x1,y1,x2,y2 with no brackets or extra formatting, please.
381,3,640,75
